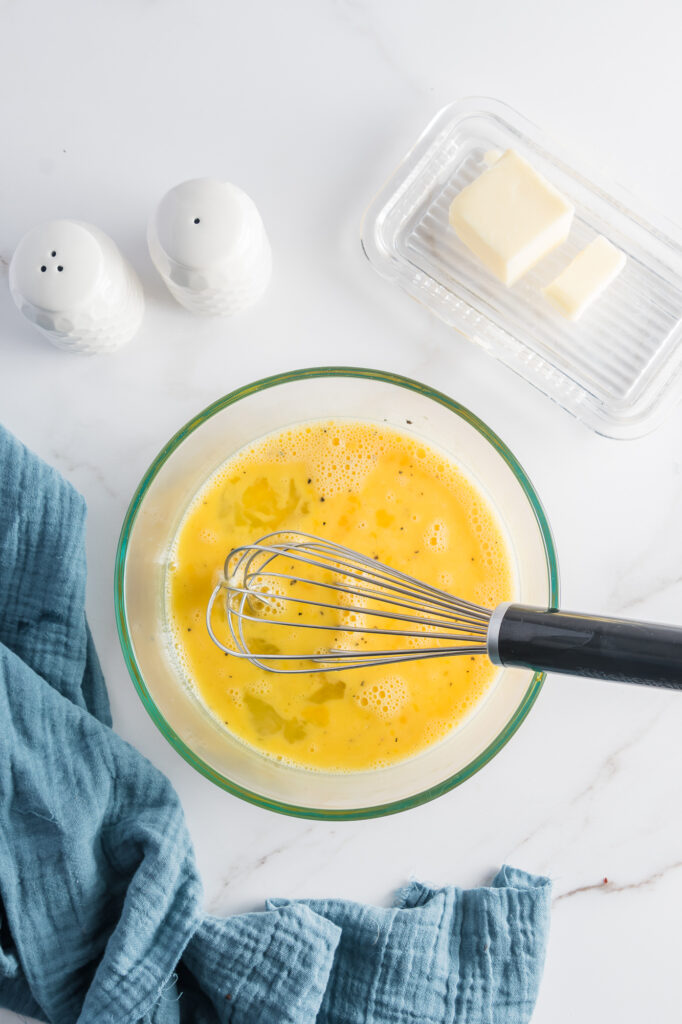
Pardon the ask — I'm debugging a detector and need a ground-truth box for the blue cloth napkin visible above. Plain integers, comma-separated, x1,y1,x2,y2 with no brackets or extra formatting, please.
0,424,552,1024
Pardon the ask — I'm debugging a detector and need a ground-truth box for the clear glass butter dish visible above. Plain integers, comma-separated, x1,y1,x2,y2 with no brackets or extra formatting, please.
361,97,682,438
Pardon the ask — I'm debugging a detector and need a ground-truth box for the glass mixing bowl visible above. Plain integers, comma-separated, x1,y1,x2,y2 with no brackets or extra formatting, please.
115,368,558,819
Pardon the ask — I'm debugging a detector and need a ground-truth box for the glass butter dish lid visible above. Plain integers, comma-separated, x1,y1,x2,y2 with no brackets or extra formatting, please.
361,97,682,438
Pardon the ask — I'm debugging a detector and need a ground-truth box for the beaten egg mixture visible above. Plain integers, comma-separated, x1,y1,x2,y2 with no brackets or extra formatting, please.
167,420,513,772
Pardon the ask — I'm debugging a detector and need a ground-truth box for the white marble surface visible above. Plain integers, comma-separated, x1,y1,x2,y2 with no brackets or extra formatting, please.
2,1,682,1020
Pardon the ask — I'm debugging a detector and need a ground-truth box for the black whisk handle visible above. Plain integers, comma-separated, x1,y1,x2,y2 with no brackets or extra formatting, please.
488,604,682,688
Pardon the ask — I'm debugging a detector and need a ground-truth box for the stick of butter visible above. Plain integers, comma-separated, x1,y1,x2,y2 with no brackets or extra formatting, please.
449,150,574,286
542,236,626,321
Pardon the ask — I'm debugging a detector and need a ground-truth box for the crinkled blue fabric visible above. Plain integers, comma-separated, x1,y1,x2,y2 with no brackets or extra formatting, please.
0,425,551,1024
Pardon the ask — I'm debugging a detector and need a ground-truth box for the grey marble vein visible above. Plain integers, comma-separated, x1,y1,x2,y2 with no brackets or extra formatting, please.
510,704,670,868
616,571,682,616
555,858,682,902
207,827,316,911
47,448,118,500
330,0,423,95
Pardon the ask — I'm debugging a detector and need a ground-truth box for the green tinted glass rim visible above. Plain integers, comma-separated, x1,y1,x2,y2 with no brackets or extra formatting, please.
114,366,559,820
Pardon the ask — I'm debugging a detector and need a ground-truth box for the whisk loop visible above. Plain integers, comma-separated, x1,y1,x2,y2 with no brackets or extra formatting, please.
207,531,492,673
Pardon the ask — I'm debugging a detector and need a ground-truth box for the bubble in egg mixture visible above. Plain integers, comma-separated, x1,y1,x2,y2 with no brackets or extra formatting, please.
226,686,244,707
249,678,272,699
199,528,219,545
354,675,409,720
424,519,449,552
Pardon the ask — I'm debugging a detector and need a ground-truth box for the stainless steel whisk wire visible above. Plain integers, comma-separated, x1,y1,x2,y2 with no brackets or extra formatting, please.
207,531,491,673
206,531,682,688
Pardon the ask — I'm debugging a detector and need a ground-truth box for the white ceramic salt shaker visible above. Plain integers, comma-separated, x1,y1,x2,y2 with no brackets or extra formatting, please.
9,220,144,353
148,178,272,315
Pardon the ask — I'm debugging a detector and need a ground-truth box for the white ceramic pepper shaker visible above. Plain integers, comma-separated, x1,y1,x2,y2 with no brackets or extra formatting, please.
147,178,272,315
9,220,144,353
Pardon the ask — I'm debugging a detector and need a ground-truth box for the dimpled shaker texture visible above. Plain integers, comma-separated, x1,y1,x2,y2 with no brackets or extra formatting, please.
9,221,144,353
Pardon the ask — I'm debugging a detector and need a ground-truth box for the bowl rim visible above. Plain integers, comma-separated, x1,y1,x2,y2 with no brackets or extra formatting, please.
114,366,559,820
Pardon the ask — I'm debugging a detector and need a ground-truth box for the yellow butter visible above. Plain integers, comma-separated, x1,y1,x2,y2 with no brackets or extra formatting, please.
449,149,574,286
542,236,626,321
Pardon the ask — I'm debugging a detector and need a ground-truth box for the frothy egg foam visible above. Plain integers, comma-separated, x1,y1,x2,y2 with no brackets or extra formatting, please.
166,418,515,773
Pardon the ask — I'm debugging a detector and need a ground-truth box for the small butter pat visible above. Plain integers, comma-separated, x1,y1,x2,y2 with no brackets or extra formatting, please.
448,149,574,286
543,236,626,321
484,149,503,166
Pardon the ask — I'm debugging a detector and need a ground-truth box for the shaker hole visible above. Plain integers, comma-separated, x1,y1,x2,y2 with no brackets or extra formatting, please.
51,251,56,257
57,266,63,272
40,266,46,272
193,218,200,224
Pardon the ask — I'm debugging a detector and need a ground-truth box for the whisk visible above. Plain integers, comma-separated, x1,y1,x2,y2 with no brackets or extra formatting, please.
207,531,682,688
